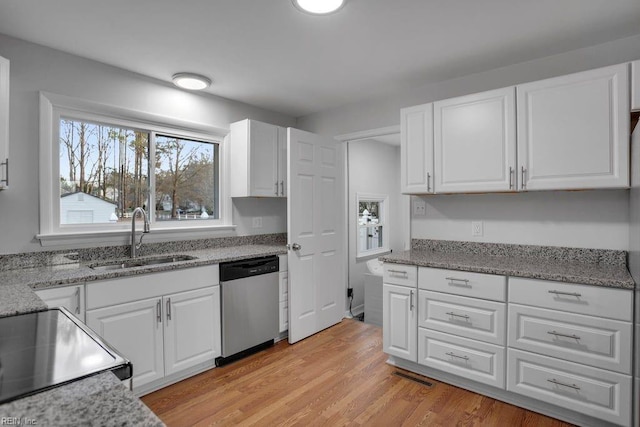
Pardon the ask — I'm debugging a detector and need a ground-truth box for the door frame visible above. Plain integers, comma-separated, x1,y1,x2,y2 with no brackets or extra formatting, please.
335,125,409,317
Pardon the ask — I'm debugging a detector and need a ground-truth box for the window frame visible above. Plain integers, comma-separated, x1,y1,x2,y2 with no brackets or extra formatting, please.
355,192,389,259
38,91,233,246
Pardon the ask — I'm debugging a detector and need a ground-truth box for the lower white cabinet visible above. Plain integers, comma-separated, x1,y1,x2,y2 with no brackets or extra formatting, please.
86,297,164,388
508,348,632,426
35,285,85,322
383,283,417,361
85,265,221,392
418,328,505,389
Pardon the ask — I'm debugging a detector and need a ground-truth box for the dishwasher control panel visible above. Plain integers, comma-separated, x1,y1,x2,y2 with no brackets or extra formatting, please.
219,255,279,282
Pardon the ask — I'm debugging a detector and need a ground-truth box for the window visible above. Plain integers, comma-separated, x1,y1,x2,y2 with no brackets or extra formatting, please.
356,193,389,258
39,92,230,244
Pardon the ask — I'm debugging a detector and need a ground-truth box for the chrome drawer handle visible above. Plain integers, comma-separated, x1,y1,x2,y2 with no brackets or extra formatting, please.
410,290,414,311
509,166,514,189
388,269,409,277
166,298,172,321
521,166,527,190
445,352,469,361
156,299,162,323
547,378,580,390
446,311,470,320
275,182,279,196
75,287,81,315
548,290,582,297
446,277,470,287
547,330,581,340
427,172,431,192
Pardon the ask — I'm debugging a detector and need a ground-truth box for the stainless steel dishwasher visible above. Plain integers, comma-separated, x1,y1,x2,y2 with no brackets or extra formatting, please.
215,255,279,366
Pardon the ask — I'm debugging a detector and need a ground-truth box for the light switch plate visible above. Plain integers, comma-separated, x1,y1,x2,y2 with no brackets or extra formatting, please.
252,217,263,228
472,221,483,237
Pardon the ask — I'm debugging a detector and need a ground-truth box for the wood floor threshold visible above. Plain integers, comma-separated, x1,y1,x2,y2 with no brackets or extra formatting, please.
142,319,574,426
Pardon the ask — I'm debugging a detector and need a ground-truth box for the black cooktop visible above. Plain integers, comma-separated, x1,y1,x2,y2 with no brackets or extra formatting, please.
0,308,132,404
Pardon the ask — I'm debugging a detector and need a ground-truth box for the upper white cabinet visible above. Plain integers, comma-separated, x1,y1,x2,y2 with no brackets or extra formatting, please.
434,87,516,193
632,60,640,111
0,55,9,190
230,119,287,197
401,103,434,194
517,63,629,190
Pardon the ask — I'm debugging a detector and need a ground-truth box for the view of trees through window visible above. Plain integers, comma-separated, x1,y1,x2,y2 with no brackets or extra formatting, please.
59,118,218,225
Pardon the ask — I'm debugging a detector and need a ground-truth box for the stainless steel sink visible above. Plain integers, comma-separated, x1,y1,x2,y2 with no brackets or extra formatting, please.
90,255,197,271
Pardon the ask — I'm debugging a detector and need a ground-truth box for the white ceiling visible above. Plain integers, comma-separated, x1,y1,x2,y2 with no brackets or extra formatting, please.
0,0,639,117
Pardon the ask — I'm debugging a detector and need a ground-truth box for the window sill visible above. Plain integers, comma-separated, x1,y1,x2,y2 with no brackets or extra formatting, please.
37,224,237,248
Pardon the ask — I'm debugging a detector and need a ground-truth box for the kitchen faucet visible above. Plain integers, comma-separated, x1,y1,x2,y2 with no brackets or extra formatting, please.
131,207,150,258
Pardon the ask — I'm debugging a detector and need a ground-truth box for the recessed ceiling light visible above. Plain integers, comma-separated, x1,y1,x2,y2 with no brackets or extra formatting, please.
172,73,212,90
292,0,345,15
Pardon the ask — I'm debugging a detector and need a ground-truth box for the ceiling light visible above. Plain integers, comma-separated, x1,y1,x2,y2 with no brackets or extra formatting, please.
293,0,345,15
172,73,212,90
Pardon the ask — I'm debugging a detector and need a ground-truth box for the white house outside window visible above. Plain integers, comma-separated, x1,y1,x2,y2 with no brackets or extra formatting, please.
356,193,389,258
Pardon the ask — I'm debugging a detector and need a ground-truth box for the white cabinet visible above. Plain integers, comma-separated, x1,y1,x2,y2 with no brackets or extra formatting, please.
85,265,220,392
86,297,165,389
163,287,221,376
383,283,417,361
434,87,516,193
632,60,640,111
230,119,287,197
35,285,85,322
517,63,629,190
401,103,434,194
279,254,288,333
0,55,9,190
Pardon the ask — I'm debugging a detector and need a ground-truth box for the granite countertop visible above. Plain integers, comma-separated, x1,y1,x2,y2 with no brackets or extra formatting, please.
380,245,634,289
0,372,164,426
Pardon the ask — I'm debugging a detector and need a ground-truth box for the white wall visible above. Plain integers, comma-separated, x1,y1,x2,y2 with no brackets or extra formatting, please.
348,139,403,311
413,190,629,250
0,33,293,254
298,34,640,251
232,198,287,236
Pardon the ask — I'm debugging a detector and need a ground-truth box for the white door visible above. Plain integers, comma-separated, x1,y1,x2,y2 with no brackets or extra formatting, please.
517,63,629,190
277,126,287,197
434,87,517,193
86,297,164,389
383,283,417,361
287,128,345,344
163,286,221,375
35,285,85,321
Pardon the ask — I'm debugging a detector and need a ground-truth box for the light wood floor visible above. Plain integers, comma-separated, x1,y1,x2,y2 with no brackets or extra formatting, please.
142,319,573,426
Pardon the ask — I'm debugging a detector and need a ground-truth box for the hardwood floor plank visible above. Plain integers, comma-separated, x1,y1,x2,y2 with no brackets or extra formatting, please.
142,319,575,427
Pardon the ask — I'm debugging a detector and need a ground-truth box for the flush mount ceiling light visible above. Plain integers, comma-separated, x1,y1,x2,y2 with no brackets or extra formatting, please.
172,73,212,90
292,0,345,15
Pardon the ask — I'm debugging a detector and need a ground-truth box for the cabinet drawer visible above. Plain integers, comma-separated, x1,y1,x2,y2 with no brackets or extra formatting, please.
418,290,505,345
509,277,632,321
383,264,417,287
418,267,506,302
87,265,219,309
418,328,505,389
509,304,632,374
507,349,631,426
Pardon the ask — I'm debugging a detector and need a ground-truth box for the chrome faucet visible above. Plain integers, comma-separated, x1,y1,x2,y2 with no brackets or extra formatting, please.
131,207,150,258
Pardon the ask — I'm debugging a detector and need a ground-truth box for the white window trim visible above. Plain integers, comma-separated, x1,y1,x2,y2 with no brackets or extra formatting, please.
355,192,389,259
38,91,235,247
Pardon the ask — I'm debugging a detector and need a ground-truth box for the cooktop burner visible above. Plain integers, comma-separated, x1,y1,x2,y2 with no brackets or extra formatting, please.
0,308,131,404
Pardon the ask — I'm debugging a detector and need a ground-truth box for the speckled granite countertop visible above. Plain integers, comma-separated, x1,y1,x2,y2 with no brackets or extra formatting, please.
380,240,634,289
0,372,164,426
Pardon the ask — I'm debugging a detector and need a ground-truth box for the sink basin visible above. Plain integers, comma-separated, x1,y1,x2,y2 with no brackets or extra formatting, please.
90,255,197,271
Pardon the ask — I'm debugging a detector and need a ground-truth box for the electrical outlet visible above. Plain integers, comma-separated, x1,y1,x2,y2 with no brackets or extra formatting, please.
413,199,427,216
472,221,483,237
252,217,263,228
347,288,353,298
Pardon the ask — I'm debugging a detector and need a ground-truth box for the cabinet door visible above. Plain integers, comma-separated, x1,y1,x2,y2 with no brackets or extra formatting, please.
0,55,9,190
86,297,164,389
35,285,85,322
277,126,287,197
163,286,221,376
632,60,639,112
249,120,280,197
383,283,417,361
434,87,516,193
517,63,629,190
401,103,434,194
